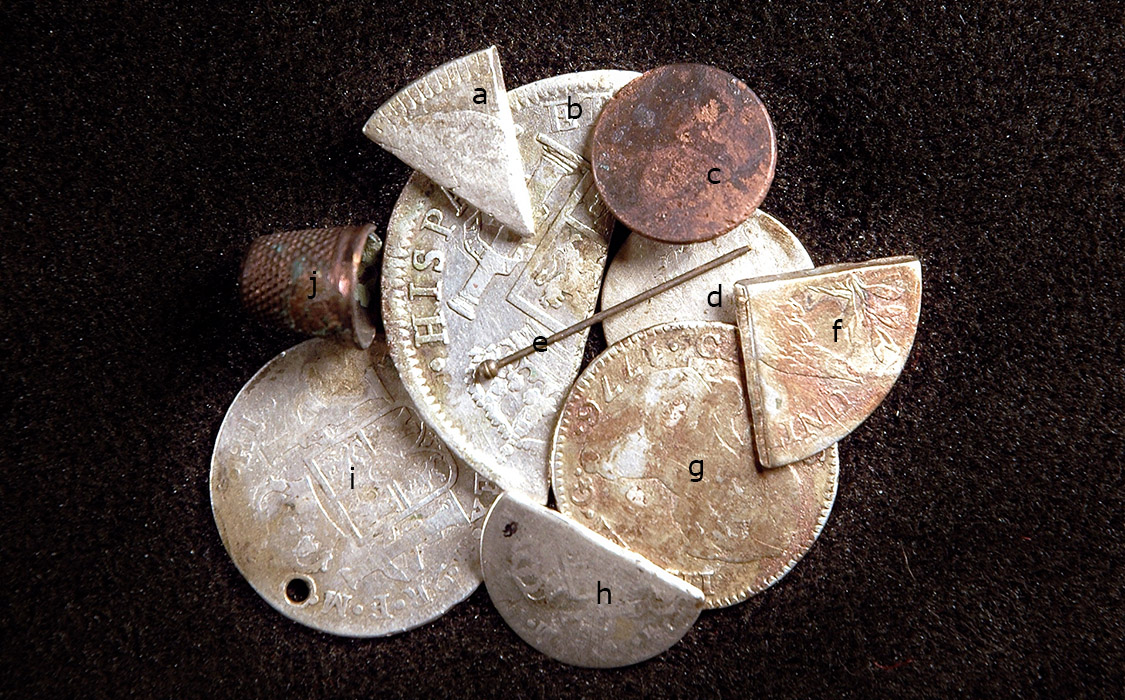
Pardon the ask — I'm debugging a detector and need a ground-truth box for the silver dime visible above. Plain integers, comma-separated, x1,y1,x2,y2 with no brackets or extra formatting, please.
600,210,813,345
210,337,499,637
382,70,641,502
480,492,704,668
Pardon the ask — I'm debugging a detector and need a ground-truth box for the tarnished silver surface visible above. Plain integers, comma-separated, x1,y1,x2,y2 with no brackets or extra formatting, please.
481,492,704,668
364,47,537,238
210,337,498,637
552,322,839,608
734,256,922,467
600,210,812,345
382,70,640,502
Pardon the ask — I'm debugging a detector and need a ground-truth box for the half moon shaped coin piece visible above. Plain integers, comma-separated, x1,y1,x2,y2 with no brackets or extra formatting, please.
210,337,498,636
364,46,536,238
480,492,704,668
734,256,922,467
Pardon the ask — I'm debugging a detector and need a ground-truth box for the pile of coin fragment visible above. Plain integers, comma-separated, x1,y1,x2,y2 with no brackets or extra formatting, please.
211,47,922,667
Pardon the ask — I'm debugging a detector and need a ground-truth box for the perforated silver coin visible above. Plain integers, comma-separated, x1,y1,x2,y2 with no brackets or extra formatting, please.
381,70,640,501
210,337,498,636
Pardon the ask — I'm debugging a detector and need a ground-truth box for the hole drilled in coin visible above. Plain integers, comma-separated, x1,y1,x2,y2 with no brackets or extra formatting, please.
285,577,311,604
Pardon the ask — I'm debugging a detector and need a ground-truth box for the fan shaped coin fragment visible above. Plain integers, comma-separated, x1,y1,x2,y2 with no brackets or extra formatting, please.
734,256,922,467
364,47,536,238
480,492,704,668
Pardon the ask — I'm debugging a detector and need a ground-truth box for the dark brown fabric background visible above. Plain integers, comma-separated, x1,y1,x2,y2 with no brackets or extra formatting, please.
3,1,1123,697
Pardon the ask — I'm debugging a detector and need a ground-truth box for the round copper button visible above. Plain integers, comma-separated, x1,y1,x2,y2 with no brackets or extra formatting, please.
591,64,776,244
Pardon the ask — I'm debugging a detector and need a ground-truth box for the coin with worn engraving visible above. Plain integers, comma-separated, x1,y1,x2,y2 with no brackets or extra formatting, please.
600,210,812,345
364,47,537,238
382,70,640,502
591,64,777,243
481,492,704,667
551,322,839,608
210,337,499,637
734,256,922,467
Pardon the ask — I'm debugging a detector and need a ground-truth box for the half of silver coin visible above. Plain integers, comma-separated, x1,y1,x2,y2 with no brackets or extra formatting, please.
481,492,704,667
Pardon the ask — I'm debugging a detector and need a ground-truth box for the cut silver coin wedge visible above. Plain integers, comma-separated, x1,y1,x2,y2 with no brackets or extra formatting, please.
210,337,499,637
481,492,704,668
381,70,640,502
600,210,813,345
734,256,922,467
364,46,537,238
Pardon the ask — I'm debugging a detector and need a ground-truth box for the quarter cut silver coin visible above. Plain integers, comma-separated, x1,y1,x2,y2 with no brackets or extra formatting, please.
364,47,537,238
481,492,704,667
600,210,812,345
734,256,922,467
381,70,640,502
210,337,498,637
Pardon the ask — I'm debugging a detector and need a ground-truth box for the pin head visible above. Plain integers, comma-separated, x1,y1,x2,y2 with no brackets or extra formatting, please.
475,359,500,382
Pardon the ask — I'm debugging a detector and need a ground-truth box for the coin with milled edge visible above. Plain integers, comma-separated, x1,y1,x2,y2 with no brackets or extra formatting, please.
600,210,812,345
210,337,499,637
551,322,839,608
382,70,641,502
591,64,777,243
481,492,704,668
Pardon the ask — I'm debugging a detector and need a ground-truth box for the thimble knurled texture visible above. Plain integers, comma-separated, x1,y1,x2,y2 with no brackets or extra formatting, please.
240,227,354,338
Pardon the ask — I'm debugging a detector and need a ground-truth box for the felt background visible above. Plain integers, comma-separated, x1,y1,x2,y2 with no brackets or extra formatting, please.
3,1,1122,697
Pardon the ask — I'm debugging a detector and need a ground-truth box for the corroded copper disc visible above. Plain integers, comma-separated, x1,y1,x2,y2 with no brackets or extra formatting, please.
591,64,777,243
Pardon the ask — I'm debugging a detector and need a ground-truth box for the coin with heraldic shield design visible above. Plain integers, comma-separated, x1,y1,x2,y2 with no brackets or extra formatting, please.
210,337,498,637
591,64,777,243
480,492,704,668
600,210,813,345
382,71,640,502
551,322,839,608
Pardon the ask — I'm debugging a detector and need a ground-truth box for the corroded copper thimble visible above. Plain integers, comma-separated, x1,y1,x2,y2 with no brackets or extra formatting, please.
239,224,383,348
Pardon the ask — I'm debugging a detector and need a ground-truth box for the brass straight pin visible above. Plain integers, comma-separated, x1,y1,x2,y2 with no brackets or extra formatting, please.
475,245,752,381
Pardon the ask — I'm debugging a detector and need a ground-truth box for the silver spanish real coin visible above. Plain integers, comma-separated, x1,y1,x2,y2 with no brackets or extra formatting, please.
480,492,704,668
210,337,499,637
382,70,640,502
600,210,813,345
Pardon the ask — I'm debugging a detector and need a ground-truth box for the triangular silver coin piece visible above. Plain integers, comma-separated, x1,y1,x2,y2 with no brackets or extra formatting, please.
364,47,536,238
